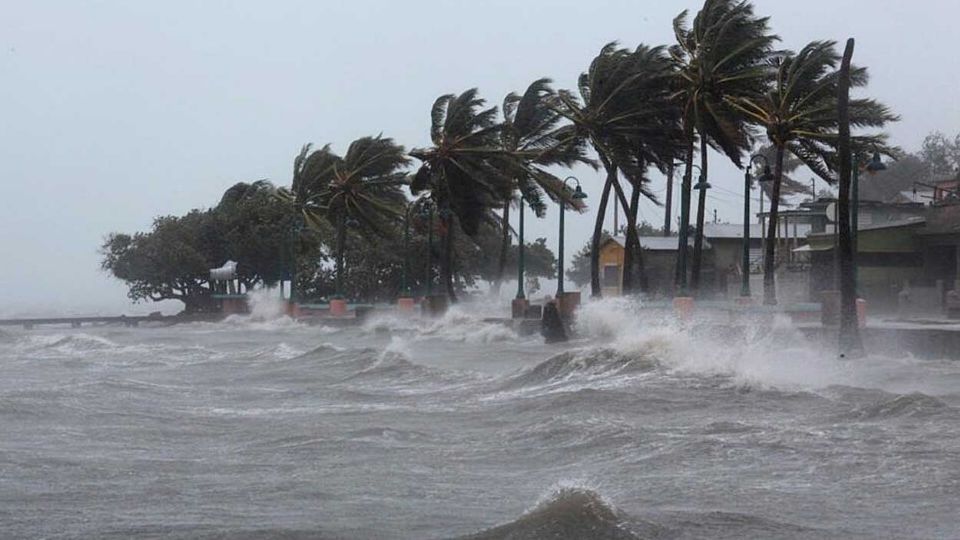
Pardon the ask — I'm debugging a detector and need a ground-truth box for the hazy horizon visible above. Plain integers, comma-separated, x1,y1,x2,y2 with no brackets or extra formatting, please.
2,0,958,315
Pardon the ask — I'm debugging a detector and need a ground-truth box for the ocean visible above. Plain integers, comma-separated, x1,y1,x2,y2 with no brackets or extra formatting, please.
1,298,958,539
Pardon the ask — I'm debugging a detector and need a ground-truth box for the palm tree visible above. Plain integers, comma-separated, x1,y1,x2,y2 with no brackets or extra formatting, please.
551,43,683,297
289,136,410,298
670,0,777,295
409,89,525,301
727,40,897,305
494,78,592,294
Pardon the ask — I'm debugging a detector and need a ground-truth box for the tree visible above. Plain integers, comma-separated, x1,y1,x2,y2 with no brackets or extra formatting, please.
552,43,684,297
728,40,897,305
670,0,777,295
291,136,410,299
920,131,960,179
101,211,221,313
410,89,528,301
493,78,591,295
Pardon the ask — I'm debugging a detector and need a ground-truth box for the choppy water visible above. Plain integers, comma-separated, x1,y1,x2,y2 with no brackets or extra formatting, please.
1,298,959,539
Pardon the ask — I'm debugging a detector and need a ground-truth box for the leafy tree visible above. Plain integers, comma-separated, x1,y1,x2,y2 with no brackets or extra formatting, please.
728,40,897,304
289,136,409,297
101,211,221,313
552,43,684,297
671,0,777,294
920,131,960,180
494,79,590,294
410,89,529,301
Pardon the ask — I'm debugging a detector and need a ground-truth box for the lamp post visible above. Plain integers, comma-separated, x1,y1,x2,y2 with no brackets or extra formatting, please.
690,165,710,292
516,196,526,300
557,176,587,296
401,204,418,296
676,163,702,296
743,155,772,298
852,150,887,292
287,213,304,304
420,200,436,296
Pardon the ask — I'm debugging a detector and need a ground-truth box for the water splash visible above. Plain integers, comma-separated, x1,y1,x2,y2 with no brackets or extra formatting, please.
246,286,289,321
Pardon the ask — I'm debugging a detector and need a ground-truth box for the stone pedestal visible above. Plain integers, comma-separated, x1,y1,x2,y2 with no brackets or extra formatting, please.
329,298,348,317
422,294,448,317
397,297,417,313
673,296,694,320
557,292,581,319
511,298,529,319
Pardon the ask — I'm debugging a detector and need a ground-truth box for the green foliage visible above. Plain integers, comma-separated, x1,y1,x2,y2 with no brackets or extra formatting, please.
671,0,779,165
728,40,898,182
101,183,322,312
920,132,960,180
410,89,523,236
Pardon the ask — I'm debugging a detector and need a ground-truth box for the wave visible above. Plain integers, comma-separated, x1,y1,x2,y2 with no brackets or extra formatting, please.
503,348,657,391
845,391,949,420
364,307,520,344
20,333,120,356
454,487,652,540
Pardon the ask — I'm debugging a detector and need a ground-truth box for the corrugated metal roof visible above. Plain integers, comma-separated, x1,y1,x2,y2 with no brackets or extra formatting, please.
703,222,812,239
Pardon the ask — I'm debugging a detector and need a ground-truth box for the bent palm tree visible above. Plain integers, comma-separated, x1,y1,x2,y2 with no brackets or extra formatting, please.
727,40,897,304
670,0,777,294
410,89,532,301
494,78,592,294
552,43,683,297
286,136,410,298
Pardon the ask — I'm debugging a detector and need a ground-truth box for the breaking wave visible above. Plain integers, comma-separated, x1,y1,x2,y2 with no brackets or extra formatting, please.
455,487,645,540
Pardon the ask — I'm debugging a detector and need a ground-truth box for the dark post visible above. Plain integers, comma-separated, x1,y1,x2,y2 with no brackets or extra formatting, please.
402,207,411,294
851,152,860,294
663,163,674,236
742,168,752,297
691,169,709,293
516,197,525,299
335,212,346,298
837,37,863,356
426,203,434,296
557,197,565,296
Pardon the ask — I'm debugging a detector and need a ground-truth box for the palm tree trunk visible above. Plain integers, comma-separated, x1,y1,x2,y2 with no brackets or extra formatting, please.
691,136,709,294
492,202,510,295
590,171,615,298
675,134,695,294
837,38,863,356
612,171,647,295
442,215,457,303
763,144,786,305
627,179,648,292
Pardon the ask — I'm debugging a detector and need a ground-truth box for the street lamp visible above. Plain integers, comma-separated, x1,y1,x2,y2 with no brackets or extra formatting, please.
419,200,436,296
852,149,887,292
401,203,419,296
742,154,772,298
676,163,702,296
557,177,587,296
516,196,526,300
691,165,711,291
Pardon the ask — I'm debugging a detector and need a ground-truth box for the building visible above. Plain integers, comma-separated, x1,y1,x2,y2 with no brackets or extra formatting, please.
598,236,690,297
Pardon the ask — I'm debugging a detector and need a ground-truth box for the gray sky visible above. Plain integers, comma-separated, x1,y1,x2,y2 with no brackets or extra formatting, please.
2,0,958,315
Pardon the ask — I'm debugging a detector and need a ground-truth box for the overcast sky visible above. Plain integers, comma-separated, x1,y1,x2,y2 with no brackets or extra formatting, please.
2,0,958,315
